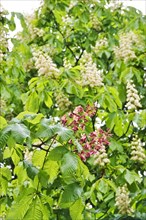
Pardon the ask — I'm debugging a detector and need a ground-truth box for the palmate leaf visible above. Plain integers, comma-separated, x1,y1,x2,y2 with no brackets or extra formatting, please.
37,119,73,142
48,146,68,161
61,152,78,184
0,116,7,129
17,111,44,125
0,131,9,148
0,167,11,196
3,122,30,143
23,161,39,180
59,183,83,208
6,188,35,220
54,125,74,143
69,198,84,220
43,160,59,184
25,91,39,113
32,150,46,168
77,158,89,185
23,197,43,220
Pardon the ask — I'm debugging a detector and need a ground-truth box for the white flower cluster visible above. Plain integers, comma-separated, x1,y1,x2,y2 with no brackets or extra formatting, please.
61,15,73,37
62,15,73,25
130,134,146,163
94,145,110,166
32,48,60,78
114,31,139,62
90,14,101,31
0,49,5,61
79,51,103,87
0,28,8,60
63,57,72,70
125,80,142,110
25,14,45,40
0,99,6,115
93,38,108,53
106,1,123,11
54,90,71,111
68,1,78,10
115,184,132,215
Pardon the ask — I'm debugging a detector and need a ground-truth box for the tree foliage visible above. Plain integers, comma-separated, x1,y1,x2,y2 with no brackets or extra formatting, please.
0,0,146,219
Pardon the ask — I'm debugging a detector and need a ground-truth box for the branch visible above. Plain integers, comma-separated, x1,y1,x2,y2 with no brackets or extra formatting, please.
50,10,77,60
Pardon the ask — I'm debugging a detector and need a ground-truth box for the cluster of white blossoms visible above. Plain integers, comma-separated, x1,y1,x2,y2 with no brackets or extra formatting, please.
61,14,74,37
79,51,103,87
114,31,139,62
32,48,60,78
130,134,146,163
93,38,108,53
106,0,123,11
0,29,8,61
115,184,133,215
68,1,78,10
90,14,101,31
0,99,6,115
125,80,142,110
63,57,72,70
54,90,71,111
94,145,110,166
25,14,45,40
0,24,7,61
62,14,73,25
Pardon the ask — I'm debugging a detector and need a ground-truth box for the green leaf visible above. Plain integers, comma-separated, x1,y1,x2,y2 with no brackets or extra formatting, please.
0,116,7,130
124,170,142,185
25,91,39,113
61,152,78,184
23,197,43,220
133,110,146,129
59,183,83,208
43,160,59,183
69,198,84,220
32,150,46,168
0,167,11,196
48,146,68,161
38,170,48,187
108,87,122,109
15,12,27,29
98,179,109,194
120,67,133,82
6,188,35,220
106,112,117,130
17,112,44,124
11,147,21,165
0,131,9,148
114,115,124,137
44,92,53,108
65,81,84,98
120,67,142,84
24,161,39,180
109,139,123,152
37,121,73,142
54,124,74,143
3,147,11,159
4,123,30,143
104,93,117,112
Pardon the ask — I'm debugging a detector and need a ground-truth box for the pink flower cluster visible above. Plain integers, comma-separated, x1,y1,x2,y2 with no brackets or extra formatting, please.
61,105,111,162
79,129,110,161
61,105,96,132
